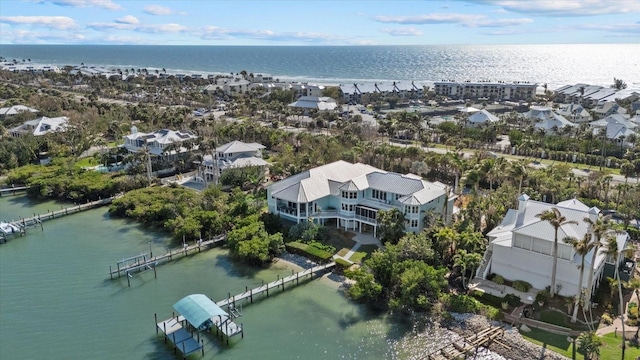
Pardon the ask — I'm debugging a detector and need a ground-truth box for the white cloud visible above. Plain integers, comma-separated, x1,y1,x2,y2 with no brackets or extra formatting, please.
138,23,188,33
471,18,533,27
464,0,640,16
115,15,138,25
578,23,640,34
143,4,179,16
0,29,86,44
48,0,122,11
89,21,187,33
375,13,484,25
374,13,532,28
0,15,78,30
381,27,424,36
200,26,341,43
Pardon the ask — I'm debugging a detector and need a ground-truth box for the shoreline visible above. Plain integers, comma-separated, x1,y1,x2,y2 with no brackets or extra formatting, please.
2,55,638,91
273,253,570,359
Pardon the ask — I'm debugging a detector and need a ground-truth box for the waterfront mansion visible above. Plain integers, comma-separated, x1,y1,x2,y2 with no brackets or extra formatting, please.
267,160,456,235
479,194,630,298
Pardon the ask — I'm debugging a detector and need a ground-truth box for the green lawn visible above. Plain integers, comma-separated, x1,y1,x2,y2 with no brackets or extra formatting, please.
521,328,640,359
520,327,573,358
75,157,99,168
538,309,591,331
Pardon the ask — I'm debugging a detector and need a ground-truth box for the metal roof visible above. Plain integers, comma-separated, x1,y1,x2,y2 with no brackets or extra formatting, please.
217,141,265,154
173,294,227,330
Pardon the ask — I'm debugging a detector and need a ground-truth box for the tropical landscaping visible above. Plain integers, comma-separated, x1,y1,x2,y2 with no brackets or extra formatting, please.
1,68,640,359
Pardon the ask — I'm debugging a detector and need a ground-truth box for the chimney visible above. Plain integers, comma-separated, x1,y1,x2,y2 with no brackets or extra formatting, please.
588,207,600,222
518,194,529,214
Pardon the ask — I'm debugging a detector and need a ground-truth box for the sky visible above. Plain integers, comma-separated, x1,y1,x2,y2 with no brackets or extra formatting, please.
0,0,639,45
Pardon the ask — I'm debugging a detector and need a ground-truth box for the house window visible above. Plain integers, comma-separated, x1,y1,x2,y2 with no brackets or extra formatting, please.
410,220,418,228
372,189,386,201
341,191,357,199
405,205,419,214
513,237,530,250
341,204,354,211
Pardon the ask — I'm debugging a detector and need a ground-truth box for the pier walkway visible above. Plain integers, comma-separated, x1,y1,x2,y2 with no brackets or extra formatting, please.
425,325,508,360
216,261,336,308
108,235,226,283
1,196,116,243
0,186,29,196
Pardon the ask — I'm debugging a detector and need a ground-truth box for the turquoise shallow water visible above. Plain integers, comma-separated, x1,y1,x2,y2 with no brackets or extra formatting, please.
0,195,411,360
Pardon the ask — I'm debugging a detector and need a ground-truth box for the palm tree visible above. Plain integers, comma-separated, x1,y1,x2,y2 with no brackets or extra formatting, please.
626,278,640,338
536,208,579,297
583,215,616,303
509,160,528,194
565,234,593,322
601,236,626,359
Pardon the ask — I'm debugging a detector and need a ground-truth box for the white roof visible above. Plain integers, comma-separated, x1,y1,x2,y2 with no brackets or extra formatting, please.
468,109,499,124
269,160,446,204
288,96,337,111
524,107,575,130
217,141,265,154
123,128,196,146
487,195,629,268
0,105,39,116
230,157,268,168
458,106,481,113
589,114,638,129
9,116,67,136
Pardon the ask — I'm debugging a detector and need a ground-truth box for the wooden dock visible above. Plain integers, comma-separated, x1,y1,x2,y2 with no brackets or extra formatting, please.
109,235,227,283
1,196,116,243
216,261,336,308
425,325,508,360
0,186,29,196
156,316,205,359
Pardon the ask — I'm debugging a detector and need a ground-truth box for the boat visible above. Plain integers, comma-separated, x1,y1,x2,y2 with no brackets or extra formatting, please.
0,221,21,235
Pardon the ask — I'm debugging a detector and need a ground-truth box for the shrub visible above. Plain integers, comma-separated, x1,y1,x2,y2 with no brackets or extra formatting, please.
600,313,613,325
536,288,550,304
286,241,333,262
490,274,505,285
504,294,522,307
512,280,532,292
628,304,639,320
334,257,352,269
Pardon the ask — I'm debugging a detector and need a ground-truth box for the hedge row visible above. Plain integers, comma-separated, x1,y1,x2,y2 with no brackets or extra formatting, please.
286,241,334,262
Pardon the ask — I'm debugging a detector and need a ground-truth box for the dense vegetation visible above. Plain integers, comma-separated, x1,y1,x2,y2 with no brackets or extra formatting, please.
108,185,285,266
2,70,640,329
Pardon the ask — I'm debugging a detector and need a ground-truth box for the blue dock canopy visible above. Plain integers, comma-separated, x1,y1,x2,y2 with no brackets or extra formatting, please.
173,294,228,330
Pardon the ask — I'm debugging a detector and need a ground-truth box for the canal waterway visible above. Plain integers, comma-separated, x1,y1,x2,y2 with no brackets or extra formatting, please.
0,195,414,360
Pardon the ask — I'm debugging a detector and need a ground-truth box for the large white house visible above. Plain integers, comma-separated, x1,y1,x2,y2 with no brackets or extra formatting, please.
9,116,68,137
479,194,629,297
123,126,197,157
267,160,456,235
202,141,267,180
522,106,576,133
288,96,338,111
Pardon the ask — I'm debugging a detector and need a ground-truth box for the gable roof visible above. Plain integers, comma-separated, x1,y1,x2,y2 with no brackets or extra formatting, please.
217,141,265,154
287,96,337,111
0,104,39,116
468,109,499,124
9,116,68,136
269,160,446,205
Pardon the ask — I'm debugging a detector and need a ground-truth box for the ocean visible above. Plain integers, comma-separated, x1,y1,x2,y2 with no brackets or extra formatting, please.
0,44,639,90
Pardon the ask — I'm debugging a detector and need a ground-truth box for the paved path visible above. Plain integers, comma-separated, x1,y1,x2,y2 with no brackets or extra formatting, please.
332,232,381,263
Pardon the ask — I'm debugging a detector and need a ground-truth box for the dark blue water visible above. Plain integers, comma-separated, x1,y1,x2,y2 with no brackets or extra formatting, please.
1,44,638,89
